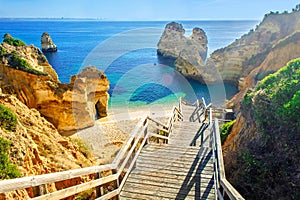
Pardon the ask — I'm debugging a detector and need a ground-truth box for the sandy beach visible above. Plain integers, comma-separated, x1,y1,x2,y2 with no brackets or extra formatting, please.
72,107,173,165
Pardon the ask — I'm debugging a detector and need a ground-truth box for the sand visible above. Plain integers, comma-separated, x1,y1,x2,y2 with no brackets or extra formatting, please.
72,108,172,165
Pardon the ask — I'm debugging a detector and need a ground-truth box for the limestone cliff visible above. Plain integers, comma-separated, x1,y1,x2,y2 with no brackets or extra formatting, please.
0,35,109,135
206,11,300,84
157,22,208,81
0,94,94,199
41,32,57,52
158,12,300,85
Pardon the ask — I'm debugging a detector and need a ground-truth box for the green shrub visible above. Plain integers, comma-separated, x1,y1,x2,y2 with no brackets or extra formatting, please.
3,33,26,47
0,104,17,131
8,52,47,76
0,46,6,57
253,58,300,133
255,70,276,81
0,137,21,179
220,120,236,144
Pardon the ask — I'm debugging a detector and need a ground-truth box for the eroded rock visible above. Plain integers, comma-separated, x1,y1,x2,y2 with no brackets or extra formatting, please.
41,32,57,52
0,40,109,135
157,22,208,81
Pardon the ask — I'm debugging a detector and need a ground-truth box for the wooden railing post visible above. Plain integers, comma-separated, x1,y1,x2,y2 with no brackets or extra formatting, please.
95,172,104,197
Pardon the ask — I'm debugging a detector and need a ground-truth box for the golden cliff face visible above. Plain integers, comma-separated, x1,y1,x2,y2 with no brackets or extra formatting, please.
0,94,94,199
0,42,109,135
207,11,300,84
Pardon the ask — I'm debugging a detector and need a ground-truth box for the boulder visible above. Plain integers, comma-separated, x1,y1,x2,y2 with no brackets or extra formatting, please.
41,32,57,52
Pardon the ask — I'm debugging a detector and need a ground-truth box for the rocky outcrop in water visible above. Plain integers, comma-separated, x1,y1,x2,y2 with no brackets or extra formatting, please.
158,12,300,85
157,22,208,81
41,32,57,52
0,36,109,135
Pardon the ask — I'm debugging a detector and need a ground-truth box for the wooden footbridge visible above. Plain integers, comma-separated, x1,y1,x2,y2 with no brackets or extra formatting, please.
0,98,244,200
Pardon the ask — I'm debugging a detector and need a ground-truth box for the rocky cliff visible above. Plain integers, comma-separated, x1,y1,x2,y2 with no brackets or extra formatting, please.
206,11,300,85
0,35,109,135
0,93,94,199
158,12,300,85
41,32,57,52
223,59,300,199
157,22,208,81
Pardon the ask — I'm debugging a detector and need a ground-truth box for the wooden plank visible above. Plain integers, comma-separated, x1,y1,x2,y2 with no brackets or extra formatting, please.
117,121,148,173
122,182,215,199
95,189,119,200
32,174,118,200
134,162,214,175
134,165,214,178
120,191,172,200
112,116,147,167
214,119,225,179
0,164,114,193
149,132,169,140
138,154,213,165
127,172,214,185
147,117,168,129
220,179,245,200
118,128,149,191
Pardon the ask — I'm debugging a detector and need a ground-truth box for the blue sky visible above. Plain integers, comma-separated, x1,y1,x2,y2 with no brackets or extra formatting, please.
0,0,299,20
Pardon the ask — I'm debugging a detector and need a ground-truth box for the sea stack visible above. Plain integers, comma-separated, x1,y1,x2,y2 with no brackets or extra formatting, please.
157,22,208,82
41,32,57,52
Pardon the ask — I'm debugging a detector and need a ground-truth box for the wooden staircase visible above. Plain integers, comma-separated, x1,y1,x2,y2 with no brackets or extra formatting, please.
0,98,244,200
120,103,215,199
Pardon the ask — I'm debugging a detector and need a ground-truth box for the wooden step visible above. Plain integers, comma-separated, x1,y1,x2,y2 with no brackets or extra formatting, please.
121,190,214,200
133,159,214,173
127,172,214,185
134,162,214,176
121,182,215,200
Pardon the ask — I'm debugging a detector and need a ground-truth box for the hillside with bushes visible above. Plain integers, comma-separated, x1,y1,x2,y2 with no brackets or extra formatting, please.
224,58,300,199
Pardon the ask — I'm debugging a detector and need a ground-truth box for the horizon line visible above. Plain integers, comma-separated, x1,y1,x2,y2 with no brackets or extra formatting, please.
0,17,260,22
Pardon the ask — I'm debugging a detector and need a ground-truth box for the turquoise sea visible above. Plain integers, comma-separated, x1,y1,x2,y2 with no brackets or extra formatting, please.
0,20,258,112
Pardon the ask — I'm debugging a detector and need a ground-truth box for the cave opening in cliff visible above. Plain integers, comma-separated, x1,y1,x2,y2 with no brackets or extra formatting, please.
95,104,100,120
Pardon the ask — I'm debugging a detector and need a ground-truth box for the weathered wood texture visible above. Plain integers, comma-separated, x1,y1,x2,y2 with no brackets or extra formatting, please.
120,103,215,200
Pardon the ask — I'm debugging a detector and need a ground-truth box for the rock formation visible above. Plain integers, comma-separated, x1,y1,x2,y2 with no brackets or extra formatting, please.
41,32,57,52
158,12,300,85
216,11,300,200
206,11,300,85
157,22,208,81
0,94,94,199
0,35,109,135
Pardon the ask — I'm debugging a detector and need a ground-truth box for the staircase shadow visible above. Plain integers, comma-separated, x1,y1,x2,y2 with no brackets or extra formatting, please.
175,148,214,200
190,123,209,147
189,106,205,122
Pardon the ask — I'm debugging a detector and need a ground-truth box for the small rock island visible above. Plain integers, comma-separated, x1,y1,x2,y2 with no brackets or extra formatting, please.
41,32,57,52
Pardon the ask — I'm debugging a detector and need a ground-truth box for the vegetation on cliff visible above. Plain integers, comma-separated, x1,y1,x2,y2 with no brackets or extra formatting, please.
0,104,17,131
220,120,236,144
7,51,48,76
231,59,300,199
0,137,21,179
0,105,20,179
3,33,26,47
1,34,48,76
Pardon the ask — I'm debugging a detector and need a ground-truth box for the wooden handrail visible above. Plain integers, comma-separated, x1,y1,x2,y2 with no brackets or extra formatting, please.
210,108,245,200
0,103,184,199
0,164,114,193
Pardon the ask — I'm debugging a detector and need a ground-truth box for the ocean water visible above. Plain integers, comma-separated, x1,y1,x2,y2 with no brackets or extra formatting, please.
0,20,258,112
